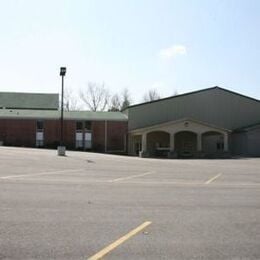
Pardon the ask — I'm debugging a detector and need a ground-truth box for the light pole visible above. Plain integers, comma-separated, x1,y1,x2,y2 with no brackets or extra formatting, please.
57,67,66,156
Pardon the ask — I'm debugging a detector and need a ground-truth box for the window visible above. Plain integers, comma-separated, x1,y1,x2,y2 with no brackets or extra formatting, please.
37,120,44,130
84,121,91,130
36,120,44,147
76,121,83,130
76,121,91,130
75,121,92,150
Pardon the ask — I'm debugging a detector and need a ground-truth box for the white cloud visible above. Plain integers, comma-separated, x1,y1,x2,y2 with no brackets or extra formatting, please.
158,45,187,60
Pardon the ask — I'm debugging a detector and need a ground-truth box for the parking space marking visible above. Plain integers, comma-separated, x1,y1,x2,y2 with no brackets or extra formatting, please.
205,173,222,184
87,221,152,260
108,171,155,182
0,169,81,180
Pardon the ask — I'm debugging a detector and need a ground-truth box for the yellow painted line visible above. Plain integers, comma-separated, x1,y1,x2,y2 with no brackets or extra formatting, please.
87,221,152,260
108,171,155,183
205,173,222,184
0,169,81,180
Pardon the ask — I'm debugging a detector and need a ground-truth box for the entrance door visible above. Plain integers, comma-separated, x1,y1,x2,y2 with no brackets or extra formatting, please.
84,131,92,149
175,131,197,157
134,142,141,155
76,130,83,149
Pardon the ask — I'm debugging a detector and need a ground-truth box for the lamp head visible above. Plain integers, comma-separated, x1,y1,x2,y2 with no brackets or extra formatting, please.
60,67,66,76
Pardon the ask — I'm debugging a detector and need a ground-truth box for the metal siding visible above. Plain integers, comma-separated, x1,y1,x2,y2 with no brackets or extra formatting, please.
247,128,260,156
231,132,248,155
128,88,260,131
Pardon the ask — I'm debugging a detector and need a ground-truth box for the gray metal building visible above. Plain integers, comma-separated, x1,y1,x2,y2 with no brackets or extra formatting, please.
125,87,260,158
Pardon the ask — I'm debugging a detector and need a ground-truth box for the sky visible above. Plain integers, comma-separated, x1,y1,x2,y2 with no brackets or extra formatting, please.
0,0,260,104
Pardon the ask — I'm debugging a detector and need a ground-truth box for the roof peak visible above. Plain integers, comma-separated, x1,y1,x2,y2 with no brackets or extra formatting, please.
124,86,260,110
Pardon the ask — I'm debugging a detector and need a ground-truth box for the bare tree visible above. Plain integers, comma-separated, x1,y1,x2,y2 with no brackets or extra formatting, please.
79,82,109,111
63,87,81,111
143,89,161,102
108,94,121,111
108,88,132,111
121,88,131,110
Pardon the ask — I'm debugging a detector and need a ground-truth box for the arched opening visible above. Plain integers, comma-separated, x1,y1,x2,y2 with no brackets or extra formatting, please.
147,131,170,157
202,131,224,156
132,135,142,155
175,131,197,158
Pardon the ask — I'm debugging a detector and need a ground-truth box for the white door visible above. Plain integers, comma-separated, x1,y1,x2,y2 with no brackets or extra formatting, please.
75,131,83,148
84,132,92,149
36,131,44,147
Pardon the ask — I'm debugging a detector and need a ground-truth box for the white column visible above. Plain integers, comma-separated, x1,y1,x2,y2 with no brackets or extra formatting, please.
170,133,175,151
197,133,202,151
142,133,147,152
224,132,229,152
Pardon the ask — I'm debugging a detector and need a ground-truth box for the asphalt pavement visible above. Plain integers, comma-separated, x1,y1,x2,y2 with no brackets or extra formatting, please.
0,147,259,260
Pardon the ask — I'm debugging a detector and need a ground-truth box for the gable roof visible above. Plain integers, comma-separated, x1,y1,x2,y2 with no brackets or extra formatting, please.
126,86,260,131
124,86,260,110
0,92,59,110
129,117,231,133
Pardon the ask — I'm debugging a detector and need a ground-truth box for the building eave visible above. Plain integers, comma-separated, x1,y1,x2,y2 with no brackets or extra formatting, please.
129,117,231,134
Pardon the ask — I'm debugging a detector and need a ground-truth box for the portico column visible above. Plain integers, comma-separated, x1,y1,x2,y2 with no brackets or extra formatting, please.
139,132,147,158
141,132,147,152
224,132,229,152
129,134,134,155
197,133,202,151
170,133,175,151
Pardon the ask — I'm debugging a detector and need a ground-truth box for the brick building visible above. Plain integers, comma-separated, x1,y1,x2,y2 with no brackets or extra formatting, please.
1,87,260,158
0,92,128,153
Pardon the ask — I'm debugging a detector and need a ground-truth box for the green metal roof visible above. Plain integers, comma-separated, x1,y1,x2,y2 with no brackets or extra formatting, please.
124,86,260,110
0,92,59,110
0,109,128,121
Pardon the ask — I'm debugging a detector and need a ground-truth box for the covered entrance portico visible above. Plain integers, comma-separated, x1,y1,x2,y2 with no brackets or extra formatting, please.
128,118,230,158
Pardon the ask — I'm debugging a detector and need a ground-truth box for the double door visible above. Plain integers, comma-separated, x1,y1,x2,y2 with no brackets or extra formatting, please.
76,130,92,149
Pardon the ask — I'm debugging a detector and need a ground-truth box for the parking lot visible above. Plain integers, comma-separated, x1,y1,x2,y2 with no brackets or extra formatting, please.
0,147,259,260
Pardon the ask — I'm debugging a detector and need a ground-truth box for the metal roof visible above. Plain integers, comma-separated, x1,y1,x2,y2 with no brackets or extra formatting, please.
0,109,128,121
126,86,260,131
124,86,260,110
0,92,59,110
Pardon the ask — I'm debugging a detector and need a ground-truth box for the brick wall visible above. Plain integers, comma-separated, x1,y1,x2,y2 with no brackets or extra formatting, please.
91,121,128,152
91,121,105,152
107,121,128,151
0,119,36,147
44,120,76,149
0,118,128,152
